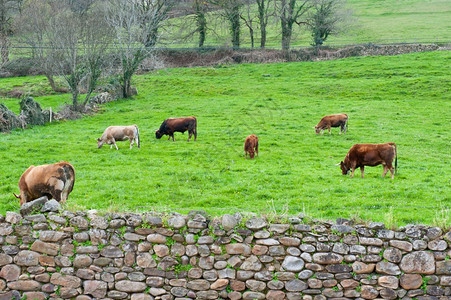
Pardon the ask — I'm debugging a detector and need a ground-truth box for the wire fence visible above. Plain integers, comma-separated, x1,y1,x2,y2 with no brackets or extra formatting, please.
4,37,451,58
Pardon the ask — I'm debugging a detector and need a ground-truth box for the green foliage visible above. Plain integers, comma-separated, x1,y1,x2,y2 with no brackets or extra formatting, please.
421,276,431,292
0,52,449,225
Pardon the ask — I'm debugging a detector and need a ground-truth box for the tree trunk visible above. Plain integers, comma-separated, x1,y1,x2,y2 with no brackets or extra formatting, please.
230,6,240,49
257,0,267,48
197,11,206,47
260,23,266,48
46,75,58,92
195,1,207,48
0,32,9,63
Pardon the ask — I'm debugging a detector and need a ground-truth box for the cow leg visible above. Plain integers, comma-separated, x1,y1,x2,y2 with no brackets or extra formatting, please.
245,151,248,159
194,129,197,141
350,168,356,178
382,165,388,177
328,127,331,135
188,131,192,142
390,167,395,179
113,140,119,150
360,166,365,178
129,137,134,149
172,134,175,142
255,144,259,157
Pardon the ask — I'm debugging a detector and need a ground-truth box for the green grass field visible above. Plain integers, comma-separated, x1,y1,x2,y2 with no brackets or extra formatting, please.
168,0,451,48
0,51,450,226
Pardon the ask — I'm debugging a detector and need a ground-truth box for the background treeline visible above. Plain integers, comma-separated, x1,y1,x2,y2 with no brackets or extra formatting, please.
0,0,450,108
0,0,355,107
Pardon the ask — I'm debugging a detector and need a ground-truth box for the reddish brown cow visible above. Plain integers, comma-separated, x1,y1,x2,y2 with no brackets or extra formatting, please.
14,161,75,206
97,125,140,150
244,135,259,159
315,113,348,135
340,143,397,179
155,117,197,142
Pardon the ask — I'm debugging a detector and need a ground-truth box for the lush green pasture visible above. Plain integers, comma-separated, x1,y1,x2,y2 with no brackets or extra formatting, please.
170,0,451,47
0,51,450,226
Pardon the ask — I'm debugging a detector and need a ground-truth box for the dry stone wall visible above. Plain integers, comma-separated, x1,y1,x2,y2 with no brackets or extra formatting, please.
0,209,450,300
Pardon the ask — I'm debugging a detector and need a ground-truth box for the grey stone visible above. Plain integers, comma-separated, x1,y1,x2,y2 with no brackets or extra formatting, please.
400,251,435,274
383,247,403,263
115,280,146,292
376,261,401,275
282,256,304,272
19,196,48,216
285,279,308,292
222,214,237,231
40,200,61,213
428,239,447,251
312,252,343,264
245,217,267,230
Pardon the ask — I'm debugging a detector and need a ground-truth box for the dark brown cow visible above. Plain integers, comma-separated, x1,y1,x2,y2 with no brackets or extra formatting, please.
14,161,75,206
97,125,140,150
244,134,259,159
340,143,397,179
155,117,197,142
315,113,348,135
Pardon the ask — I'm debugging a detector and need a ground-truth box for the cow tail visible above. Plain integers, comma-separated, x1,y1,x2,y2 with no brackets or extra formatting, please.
135,125,140,148
388,142,397,174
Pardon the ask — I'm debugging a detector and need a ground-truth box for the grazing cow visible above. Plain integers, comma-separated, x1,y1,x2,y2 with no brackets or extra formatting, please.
14,161,75,206
339,143,397,179
97,125,140,150
315,113,348,135
244,134,259,159
155,117,197,142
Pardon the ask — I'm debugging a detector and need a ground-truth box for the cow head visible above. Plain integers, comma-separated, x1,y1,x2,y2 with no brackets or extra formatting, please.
155,130,163,139
97,138,104,148
339,161,350,175
249,150,255,159
314,126,321,135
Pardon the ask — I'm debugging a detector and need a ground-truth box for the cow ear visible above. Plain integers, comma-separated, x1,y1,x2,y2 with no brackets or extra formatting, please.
155,130,158,133
97,138,100,141
13,193,20,199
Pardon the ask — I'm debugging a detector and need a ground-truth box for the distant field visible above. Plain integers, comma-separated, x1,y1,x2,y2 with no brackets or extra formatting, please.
167,0,451,48
0,51,450,226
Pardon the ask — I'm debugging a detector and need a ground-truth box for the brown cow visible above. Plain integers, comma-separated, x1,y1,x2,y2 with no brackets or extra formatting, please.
244,135,259,159
97,125,140,150
339,143,397,179
315,113,348,135
14,161,75,206
155,117,197,142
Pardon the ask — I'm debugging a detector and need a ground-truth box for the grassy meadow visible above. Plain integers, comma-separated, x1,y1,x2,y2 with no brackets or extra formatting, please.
168,0,451,48
0,51,450,226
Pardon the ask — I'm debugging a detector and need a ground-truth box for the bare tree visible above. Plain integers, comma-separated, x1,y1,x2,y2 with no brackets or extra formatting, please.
256,0,275,48
210,0,243,49
0,0,22,63
136,0,176,48
277,0,311,57
308,0,352,47
34,0,109,108
17,0,61,91
193,0,208,47
240,0,257,48
105,0,152,98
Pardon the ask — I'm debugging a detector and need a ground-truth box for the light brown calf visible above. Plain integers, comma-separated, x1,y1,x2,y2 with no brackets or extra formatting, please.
97,125,140,150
